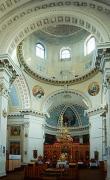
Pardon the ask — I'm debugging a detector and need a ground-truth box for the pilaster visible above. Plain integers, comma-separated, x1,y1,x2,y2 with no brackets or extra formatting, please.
99,47,110,180
104,75,110,180
20,110,45,164
0,55,19,177
88,107,104,161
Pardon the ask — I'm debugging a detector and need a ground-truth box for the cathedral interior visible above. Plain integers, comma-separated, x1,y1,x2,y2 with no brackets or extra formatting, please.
0,0,110,179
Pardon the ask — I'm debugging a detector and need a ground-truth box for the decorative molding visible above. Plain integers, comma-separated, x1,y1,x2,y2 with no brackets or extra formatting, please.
45,121,89,131
95,48,110,72
45,124,89,136
8,112,24,117
0,54,21,84
8,9,107,54
0,83,9,97
8,110,46,118
19,109,46,117
14,76,30,109
87,106,104,116
2,109,7,118
1,0,110,36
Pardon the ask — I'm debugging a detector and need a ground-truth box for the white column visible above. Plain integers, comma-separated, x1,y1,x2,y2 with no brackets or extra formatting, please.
106,80,110,180
0,56,18,177
0,72,10,176
97,47,110,179
88,109,103,161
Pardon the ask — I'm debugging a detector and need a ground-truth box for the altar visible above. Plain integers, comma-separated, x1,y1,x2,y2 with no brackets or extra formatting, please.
56,160,68,168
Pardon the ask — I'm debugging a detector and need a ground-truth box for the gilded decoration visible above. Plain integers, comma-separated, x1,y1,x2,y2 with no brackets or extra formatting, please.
10,126,21,136
88,82,100,96
32,85,44,98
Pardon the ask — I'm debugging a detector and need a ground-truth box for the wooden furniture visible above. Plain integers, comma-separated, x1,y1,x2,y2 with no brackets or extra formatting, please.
44,142,89,163
6,155,21,171
45,168,65,176
24,164,47,179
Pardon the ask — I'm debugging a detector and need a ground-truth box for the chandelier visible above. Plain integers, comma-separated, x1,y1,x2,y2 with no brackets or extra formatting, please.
57,115,73,143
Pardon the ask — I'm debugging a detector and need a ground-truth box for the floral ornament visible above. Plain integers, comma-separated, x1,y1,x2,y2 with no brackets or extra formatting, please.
32,85,44,98
88,82,100,96
2,109,7,118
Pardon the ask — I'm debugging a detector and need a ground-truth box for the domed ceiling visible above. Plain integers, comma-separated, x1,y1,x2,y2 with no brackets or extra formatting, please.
17,24,97,85
42,25,82,37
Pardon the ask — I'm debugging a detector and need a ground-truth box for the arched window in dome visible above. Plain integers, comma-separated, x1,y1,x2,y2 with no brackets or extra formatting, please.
36,43,45,59
84,36,96,56
60,48,71,60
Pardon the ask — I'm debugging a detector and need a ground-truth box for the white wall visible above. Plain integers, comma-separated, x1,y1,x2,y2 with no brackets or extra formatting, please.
89,113,103,161
26,115,45,162
0,70,10,177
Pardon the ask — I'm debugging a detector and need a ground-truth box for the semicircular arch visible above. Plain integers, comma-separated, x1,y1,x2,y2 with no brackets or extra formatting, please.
41,88,92,114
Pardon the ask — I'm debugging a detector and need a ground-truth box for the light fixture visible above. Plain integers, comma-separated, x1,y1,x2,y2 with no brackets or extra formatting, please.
57,115,73,144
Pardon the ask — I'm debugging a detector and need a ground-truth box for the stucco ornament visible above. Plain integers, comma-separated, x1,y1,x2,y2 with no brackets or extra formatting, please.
2,109,7,118
88,82,100,96
32,85,44,98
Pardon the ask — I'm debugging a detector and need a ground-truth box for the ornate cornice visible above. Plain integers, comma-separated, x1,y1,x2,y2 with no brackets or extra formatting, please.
8,112,24,118
87,106,105,116
0,54,21,83
45,121,89,131
45,124,89,136
1,0,109,39
96,47,110,72
8,109,46,118
17,42,99,86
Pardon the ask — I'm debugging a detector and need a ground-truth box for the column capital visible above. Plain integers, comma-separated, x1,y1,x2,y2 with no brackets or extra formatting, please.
0,83,9,97
96,47,110,71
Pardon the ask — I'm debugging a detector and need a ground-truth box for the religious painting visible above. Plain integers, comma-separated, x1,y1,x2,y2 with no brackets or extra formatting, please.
88,82,100,96
33,150,37,159
10,126,21,136
32,85,44,98
10,141,20,155
63,107,77,127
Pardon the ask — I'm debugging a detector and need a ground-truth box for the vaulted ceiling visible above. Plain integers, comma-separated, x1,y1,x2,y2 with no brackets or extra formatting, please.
0,0,109,114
